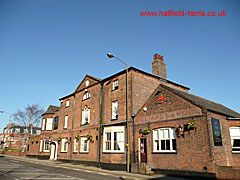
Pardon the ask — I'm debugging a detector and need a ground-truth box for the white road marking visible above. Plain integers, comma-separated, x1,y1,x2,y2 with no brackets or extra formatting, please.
97,172,108,176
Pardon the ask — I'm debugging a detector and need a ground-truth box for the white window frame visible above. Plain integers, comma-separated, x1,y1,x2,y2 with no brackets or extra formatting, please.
153,127,176,153
82,106,90,125
112,80,119,90
66,100,70,107
112,101,118,120
61,138,68,152
230,127,240,153
43,139,50,152
103,126,124,153
80,137,89,153
64,116,68,129
74,139,78,152
46,118,53,131
39,140,43,152
15,128,20,133
83,92,90,100
42,119,45,130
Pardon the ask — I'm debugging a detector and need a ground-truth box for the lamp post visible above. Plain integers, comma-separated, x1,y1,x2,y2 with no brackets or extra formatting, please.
0,111,12,125
107,53,130,173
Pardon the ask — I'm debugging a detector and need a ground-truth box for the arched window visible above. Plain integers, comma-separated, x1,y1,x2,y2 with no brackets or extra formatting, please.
83,92,90,100
82,106,90,125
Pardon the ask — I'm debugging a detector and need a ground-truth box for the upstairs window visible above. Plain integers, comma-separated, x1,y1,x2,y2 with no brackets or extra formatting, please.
66,100,70,107
83,91,90,100
61,138,68,152
15,128,20,133
153,127,176,153
64,116,68,129
112,101,118,120
82,106,90,125
112,80,119,90
46,118,53,130
80,137,89,153
54,116,59,130
230,127,240,153
42,119,46,130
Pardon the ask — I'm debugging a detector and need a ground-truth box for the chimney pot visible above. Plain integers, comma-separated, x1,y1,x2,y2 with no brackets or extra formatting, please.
153,53,158,60
160,56,164,61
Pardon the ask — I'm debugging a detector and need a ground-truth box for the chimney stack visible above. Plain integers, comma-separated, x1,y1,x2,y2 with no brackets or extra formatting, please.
152,53,167,80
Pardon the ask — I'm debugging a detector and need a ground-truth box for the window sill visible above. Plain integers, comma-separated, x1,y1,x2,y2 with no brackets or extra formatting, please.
79,152,89,154
63,128,68,130
102,152,125,154
152,151,177,154
60,152,68,153
81,123,90,126
72,152,78,154
232,152,240,154
82,98,90,101
65,106,69,108
111,118,118,121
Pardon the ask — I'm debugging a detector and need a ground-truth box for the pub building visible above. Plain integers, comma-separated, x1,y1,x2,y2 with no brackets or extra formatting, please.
26,53,240,179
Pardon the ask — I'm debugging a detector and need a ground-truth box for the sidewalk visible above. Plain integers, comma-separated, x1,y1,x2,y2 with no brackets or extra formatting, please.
3,155,164,180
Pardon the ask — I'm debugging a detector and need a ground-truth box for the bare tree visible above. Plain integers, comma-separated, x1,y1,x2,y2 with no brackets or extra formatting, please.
13,104,44,128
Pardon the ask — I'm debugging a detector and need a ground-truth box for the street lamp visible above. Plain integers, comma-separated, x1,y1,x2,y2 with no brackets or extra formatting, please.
0,111,12,125
107,53,130,172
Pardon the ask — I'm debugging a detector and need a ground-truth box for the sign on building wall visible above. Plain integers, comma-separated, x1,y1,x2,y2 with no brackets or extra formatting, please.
8,137,14,142
155,89,168,104
211,118,222,146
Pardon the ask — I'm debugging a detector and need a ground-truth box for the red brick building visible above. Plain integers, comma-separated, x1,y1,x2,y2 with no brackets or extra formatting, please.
27,53,240,178
0,123,41,151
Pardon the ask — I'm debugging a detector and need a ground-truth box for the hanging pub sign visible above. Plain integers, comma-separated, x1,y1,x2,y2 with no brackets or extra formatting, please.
211,118,222,146
155,89,168,104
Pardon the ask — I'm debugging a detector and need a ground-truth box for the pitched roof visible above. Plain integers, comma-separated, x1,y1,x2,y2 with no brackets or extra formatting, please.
167,86,240,118
43,105,59,115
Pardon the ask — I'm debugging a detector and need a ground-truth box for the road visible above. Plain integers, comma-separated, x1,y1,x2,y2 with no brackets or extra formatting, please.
0,156,202,180
0,157,137,180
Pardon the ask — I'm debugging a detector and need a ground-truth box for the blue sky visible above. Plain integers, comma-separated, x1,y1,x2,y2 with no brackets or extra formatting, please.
0,0,240,129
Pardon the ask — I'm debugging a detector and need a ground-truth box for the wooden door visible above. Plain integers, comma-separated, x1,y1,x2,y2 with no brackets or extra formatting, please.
140,138,147,163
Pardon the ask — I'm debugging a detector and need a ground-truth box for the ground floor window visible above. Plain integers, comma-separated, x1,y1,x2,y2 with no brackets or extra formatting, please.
80,137,89,153
43,139,50,152
39,140,43,152
153,127,176,152
74,139,79,152
103,126,124,153
61,138,68,152
230,127,240,152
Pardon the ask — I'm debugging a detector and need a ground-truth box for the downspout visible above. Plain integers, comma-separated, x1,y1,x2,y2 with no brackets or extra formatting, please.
70,94,76,161
98,82,104,167
132,114,136,163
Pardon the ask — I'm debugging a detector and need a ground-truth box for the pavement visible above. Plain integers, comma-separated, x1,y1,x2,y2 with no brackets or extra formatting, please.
1,155,165,180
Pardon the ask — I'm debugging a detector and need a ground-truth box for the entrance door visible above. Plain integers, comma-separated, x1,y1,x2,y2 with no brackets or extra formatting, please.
139,138,147,163
50,143,55,160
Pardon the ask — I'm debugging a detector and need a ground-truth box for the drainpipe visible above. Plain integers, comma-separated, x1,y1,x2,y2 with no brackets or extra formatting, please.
132,114,136,163
70,94,76,161
98,82,104,167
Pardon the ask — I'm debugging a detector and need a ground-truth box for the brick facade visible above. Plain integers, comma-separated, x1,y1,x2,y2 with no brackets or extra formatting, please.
27,54,240,178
